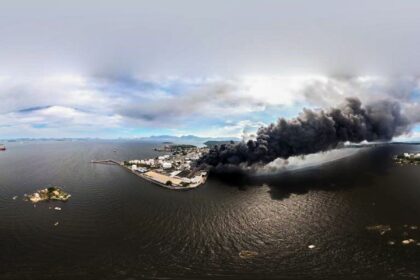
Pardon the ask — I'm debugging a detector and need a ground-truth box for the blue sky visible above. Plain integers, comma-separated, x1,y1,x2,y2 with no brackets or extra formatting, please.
1,1,420,140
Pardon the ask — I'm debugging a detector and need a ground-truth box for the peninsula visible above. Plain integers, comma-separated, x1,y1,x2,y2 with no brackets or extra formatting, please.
93,144,209,190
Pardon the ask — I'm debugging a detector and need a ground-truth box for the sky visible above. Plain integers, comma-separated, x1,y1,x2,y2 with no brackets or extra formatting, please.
1,0,420,139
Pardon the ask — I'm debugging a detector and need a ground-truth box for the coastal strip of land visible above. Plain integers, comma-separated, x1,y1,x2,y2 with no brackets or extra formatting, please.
394,152,420,165
92,144,209,190
91,159,207,190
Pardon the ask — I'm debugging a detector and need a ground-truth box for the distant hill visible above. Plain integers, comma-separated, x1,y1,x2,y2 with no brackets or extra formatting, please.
0,135,242,145
137,135,240,145
203,140,239,147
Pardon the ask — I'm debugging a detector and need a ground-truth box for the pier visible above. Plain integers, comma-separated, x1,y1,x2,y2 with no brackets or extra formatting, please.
91,159,121,165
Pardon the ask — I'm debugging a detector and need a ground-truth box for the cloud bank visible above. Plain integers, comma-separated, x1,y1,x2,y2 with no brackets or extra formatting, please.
0,74,419,139
2,0,420,77
1,1,420,138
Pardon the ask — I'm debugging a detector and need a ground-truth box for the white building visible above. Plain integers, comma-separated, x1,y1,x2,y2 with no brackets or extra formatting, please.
191,176,202,184
129,159,142,165
158,155,170,160
162,162,172,169
138,159,155,166
170,170,182,177
188,154,200,160
181,178,191,183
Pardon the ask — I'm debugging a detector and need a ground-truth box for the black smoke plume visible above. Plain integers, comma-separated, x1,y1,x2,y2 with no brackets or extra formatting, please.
199,98,410,167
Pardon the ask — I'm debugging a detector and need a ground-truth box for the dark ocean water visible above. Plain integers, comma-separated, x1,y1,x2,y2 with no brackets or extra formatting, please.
1,141,420,280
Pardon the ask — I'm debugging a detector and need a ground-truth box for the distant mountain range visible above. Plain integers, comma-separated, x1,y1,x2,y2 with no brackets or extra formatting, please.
0,135,241,145
137,135,241,144
1,136,419,147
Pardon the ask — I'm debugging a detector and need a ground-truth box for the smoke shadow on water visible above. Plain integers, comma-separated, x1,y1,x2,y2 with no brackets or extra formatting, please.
209,145,398,200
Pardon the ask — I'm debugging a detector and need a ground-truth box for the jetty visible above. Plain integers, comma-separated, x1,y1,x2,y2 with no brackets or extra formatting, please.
91,159,121,165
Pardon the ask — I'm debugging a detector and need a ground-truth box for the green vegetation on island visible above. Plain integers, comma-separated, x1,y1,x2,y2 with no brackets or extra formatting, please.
25,186,71,203
394,152,420,165
154,144,198,153
204,140,237,147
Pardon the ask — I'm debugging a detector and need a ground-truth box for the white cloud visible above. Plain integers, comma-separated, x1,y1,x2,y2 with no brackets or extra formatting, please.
392,130,420,142
2,1,420,138
0,74,420,138
0,105,122,132
197,120,267,138
242,75,328,106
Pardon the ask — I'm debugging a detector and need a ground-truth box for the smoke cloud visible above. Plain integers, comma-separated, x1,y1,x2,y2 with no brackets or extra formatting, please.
200,98,412,167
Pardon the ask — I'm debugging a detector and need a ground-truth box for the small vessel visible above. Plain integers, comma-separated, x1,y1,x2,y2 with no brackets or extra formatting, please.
0,144,5,151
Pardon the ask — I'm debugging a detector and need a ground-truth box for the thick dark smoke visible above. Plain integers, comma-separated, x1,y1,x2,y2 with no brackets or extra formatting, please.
200,98,410,167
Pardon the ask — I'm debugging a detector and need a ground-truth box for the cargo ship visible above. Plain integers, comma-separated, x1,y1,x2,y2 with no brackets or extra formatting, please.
0,144,6,151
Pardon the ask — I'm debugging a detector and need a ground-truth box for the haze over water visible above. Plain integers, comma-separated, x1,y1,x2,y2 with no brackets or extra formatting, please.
1,141,420,279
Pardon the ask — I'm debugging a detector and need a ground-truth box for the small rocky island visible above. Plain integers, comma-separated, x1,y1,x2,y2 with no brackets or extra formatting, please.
394,152,420,165
25,187,71,203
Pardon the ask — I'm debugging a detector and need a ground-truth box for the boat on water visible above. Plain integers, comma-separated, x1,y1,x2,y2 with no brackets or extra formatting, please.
0,144,6,151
